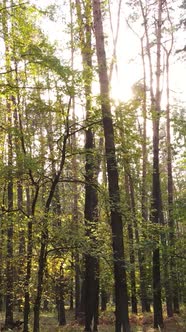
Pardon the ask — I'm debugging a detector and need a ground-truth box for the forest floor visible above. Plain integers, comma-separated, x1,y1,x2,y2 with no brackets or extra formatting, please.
0,308,186,331
39,309,186,332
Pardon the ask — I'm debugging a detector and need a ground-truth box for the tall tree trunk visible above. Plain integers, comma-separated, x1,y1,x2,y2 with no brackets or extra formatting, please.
13,94,25,312
139,0,165,323
70,3,81,317
2,2,14,327
75,1,99,330
92,1,130,331
5,102,14,328
151,0,163,327
140,37,151,312
72,130,81,320
166,49,179,314
18,70,40,331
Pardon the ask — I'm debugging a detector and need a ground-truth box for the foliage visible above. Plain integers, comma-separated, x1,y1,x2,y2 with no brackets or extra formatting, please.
0,0,185,331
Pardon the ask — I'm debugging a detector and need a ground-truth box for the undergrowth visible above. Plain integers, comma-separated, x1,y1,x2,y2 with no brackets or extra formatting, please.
0,307,186,331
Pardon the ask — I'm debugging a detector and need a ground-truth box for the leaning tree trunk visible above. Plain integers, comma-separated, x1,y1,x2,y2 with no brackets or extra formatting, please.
92,1,130,331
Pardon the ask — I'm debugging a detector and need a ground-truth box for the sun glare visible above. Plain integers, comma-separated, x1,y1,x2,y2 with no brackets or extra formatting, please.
110,62,142,103
111,79,133,103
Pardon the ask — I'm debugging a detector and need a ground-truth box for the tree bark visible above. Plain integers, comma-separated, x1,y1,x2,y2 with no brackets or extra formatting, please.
140,38,151,312
151,0,163,327
166,47,179,314
70,3,81,318
5,104,14,328
56,265,66,326
75,1,99,330
2,2,14,326
125,174,137,314
92,1,130,331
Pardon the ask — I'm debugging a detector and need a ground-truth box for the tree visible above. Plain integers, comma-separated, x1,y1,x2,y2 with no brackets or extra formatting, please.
75,1,99,330
1,1,15,326
165,16,180,313
92,0,130,331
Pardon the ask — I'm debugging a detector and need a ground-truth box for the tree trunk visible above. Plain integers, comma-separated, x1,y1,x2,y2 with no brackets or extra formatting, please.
5,111,14,328
151,0,163,327
140,37,151,313
75,1,99,330
166,50,179,314
128,170,151,313
75,253,81,320
0,226,4,312
15,106,25,311
56,266,66,326
125,174,137,314
23,187,38,332
69,4,81,315
92,1,130,331
69,269,74,310
33,239,47,332
2,2,14,326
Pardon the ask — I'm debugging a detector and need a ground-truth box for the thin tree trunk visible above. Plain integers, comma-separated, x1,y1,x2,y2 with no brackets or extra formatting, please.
139,0,164,324
0,225,4,311
125,174,137,314
75,1,99,330
69,273,74,310
23,186,38,332
33,229,47,332
166,47,180,314
2,2,14,326
56,265,66,326
92,1,130,331
13,94,25,312
140,37,151,312
70,3,81,318
5,103,14,328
